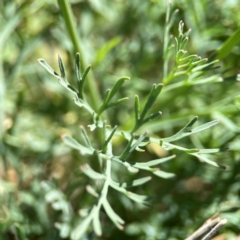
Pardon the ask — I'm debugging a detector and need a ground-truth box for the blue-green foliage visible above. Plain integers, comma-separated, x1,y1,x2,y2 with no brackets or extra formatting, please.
1,0,240,239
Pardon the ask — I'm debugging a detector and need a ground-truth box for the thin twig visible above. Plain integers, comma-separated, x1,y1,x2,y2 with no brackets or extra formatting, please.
185,217,223,240
202,219,227,240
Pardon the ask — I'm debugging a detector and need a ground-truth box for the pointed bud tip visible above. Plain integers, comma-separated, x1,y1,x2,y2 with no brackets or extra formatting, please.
221,165,227,170
80,164,87,170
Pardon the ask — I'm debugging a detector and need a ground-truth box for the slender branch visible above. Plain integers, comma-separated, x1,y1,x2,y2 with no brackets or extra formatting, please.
162,1,171,82
57,0,104,115
202,219,227,240
185,217,227,240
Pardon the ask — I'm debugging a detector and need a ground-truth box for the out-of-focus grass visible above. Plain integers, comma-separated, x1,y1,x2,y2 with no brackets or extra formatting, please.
0,0,240,239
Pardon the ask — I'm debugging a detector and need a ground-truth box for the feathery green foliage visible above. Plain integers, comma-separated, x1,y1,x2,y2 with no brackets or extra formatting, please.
1,0,240,239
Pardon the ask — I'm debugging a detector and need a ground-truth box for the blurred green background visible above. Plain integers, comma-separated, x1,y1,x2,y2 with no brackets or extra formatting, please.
0,0,240,239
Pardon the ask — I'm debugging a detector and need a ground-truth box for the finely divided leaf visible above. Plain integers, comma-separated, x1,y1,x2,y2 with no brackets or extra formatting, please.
115,177,152,189
191,119,219,133
104,125,118,147
192,153,226,169
107,77,130,102
58,55,66,82
192,60,219,72
103,200,124,230
142,111,162,124
129,132,148,154
134,155,176,167
86,185,99,197
62,135,94,155
92,207,102,236
82,65,91,82
80,164,106,180
75,52,82,83
153,170,176,179
38,59,59,77
140,84,164,120
71,215,92,240
134,95,140,122
185,148,228,154
106,97,129,109
80,126,92,148
125,191,151,205
162,117,219,143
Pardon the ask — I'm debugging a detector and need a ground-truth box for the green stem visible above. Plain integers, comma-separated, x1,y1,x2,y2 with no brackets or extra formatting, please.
57,0,104,117
162,2,171,82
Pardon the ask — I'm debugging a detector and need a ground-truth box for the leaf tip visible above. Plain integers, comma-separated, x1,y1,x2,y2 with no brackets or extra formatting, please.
221,165,227,170
80,164,87,171
61,134,66,139
119,226,124,231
